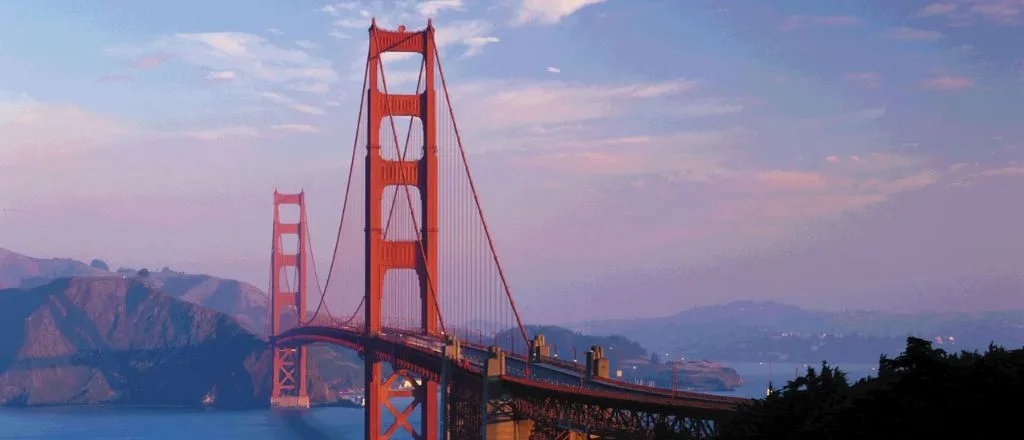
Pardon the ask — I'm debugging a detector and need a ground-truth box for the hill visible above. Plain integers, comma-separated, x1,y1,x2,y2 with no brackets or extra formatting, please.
0,277,355,408
719,337,1024,439
576,300,1024,363
142,268,268,335
0,248,268,334
484,325,742,391
0,247,109,289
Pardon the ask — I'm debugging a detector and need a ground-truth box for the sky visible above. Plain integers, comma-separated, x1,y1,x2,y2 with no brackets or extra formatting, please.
1,0,1023,323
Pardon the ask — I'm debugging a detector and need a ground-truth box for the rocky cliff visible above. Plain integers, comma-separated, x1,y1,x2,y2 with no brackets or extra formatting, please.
0,277,356,408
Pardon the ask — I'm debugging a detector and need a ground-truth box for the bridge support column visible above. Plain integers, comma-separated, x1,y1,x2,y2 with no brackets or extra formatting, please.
482,346,533,440
585,346,609,380
530,334,550,362
363,20,441,440
269,191,310,409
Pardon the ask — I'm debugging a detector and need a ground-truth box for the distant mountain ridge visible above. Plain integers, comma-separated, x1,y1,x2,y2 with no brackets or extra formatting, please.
0,247,268,334
0,247,110,289
579,299,1024,336
575,300,1024,363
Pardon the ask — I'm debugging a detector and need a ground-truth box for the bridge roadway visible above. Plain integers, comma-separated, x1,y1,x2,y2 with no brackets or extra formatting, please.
275,322,747,414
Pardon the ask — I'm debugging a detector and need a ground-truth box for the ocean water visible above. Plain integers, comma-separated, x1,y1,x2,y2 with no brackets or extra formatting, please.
0,363,877,439
0,405,417,440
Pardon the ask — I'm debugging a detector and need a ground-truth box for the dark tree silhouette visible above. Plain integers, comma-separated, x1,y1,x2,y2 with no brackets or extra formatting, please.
650,352,661,365
89,259,110,271
137,268,150,278
719,337,1024,439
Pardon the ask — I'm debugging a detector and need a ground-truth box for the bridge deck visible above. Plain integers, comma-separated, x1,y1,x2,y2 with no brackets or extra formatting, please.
274,324,749,415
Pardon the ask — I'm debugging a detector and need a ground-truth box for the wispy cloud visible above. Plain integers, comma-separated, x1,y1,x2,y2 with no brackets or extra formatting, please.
418,0,466,17
180,125,261,141
676,99,744,117
287,82,331,94
913,1,1023,26
778,15,860,30
108,32,338,120
271,123,319,133
260,92,326,115
319,2,359,17
520,130,740,179
0,93,135,164
882,26,944,41
546,66,561,74
322,3,500,58
452,78,699,143
113,32,336,88
512,0,607,26
131,52,172,70
205,70,238,82
921,75,975,90
916,3,959,17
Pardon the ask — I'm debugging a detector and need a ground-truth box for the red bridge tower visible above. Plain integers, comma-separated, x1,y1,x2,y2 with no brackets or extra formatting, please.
364,20,441,439
270,190,310,408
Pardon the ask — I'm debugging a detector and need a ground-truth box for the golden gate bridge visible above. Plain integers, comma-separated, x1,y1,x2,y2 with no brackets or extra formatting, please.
267,19,747,440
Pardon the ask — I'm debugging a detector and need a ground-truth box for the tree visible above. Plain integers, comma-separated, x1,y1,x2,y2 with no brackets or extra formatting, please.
89,259,110,271
719,337,1024,440
137,268,150,278
650,352,661,365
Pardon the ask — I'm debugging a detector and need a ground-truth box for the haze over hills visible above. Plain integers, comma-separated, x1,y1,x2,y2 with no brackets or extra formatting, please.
0,252,749,399
0,247,110,289
15,247,1024,390
575,300,1024,364
0,277,359,407
0,247,268,335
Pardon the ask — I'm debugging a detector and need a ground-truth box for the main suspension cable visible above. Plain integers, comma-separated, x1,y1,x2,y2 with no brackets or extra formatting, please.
299,56,371,326
433,40,530,347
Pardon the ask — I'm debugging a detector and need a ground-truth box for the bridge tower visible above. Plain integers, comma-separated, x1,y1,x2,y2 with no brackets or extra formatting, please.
270,191,310,408
363,20,440,440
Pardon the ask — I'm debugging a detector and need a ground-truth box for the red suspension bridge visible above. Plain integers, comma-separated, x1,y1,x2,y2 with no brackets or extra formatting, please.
268,19,747,440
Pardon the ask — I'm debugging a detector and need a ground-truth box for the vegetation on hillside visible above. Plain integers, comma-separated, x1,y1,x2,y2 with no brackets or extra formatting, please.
0,278,360,408
719,337,1023,439
1,247,270,334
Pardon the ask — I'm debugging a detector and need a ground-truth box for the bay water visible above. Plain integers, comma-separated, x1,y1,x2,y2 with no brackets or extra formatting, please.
0,362,876,439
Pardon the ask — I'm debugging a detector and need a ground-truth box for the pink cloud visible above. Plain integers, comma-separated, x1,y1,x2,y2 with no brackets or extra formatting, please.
914,1,1023,26
778,15,860,30
916,3,959,17
524,151,646,175
823,153,918,170
0,95,135,165
131,52,172,70
882,26,944,41
921,75,975,90
754,170,831,191
970,2,1023,23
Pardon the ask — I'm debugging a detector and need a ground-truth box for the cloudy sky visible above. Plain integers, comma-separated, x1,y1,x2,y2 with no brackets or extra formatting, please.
1,0,1023,323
